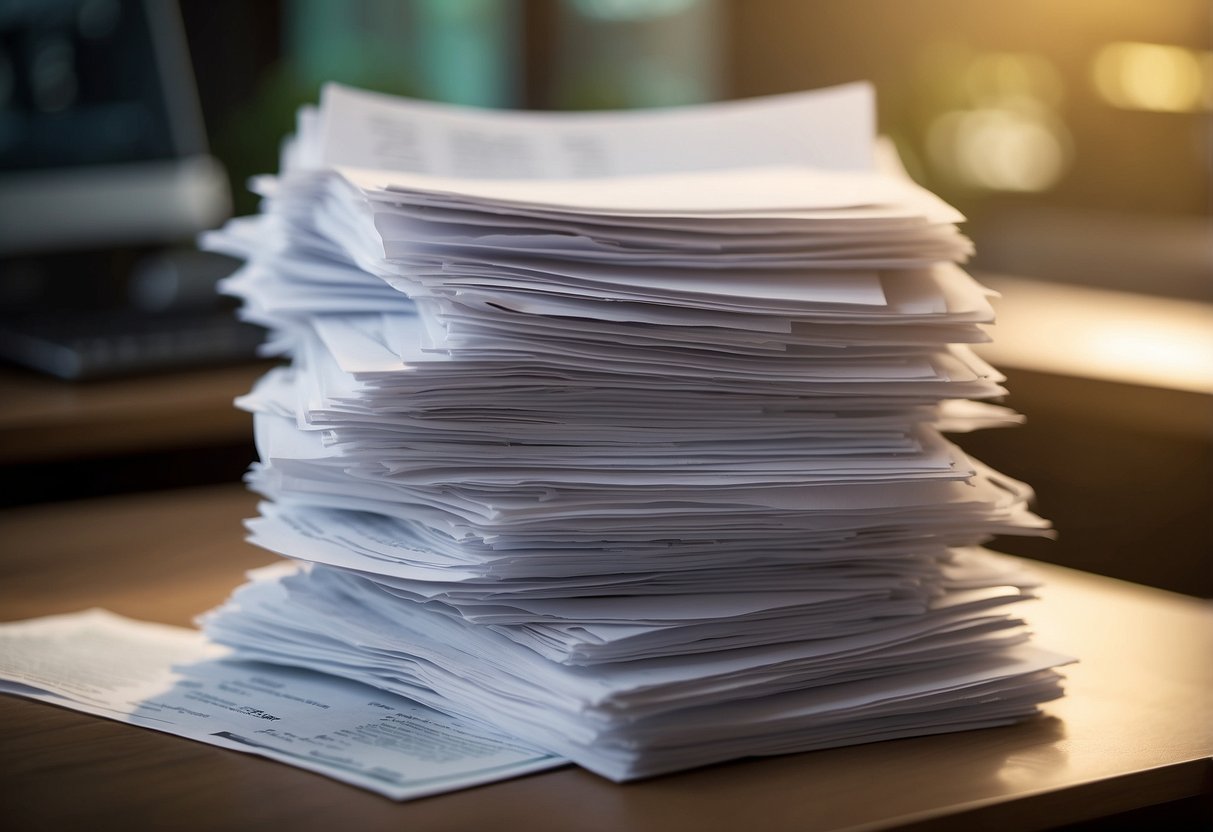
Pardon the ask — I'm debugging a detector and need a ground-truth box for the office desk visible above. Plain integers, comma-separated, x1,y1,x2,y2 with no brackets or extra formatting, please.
1,485,1210,831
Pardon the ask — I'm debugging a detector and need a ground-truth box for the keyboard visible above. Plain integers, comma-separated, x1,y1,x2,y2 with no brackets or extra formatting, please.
0,308,265,380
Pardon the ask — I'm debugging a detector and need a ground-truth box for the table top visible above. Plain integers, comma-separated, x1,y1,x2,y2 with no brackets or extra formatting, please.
0,362,270,464
1,484,1210,832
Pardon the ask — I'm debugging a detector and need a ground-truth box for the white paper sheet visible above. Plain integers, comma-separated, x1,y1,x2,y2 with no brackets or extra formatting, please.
0,609,563,800
317,81,877,177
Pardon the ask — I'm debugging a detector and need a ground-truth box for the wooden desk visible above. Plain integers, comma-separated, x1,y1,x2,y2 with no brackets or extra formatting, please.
1,485,1210,831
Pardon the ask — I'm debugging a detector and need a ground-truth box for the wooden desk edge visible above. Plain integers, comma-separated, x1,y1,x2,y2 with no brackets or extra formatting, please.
862,757,1213,832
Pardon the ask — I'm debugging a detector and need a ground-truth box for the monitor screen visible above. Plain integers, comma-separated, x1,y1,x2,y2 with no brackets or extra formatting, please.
0,0,229,254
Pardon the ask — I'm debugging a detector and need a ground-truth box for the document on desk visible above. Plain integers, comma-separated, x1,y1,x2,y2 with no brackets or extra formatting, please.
0,609,564,800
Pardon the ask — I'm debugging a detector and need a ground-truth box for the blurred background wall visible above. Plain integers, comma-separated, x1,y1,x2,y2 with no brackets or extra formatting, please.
1,0,1209,595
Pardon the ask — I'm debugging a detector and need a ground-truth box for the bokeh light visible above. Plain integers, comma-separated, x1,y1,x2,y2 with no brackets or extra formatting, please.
1093,42,1211,113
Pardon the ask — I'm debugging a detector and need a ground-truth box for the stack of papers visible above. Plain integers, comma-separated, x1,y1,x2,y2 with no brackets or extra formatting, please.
200,82,1071,783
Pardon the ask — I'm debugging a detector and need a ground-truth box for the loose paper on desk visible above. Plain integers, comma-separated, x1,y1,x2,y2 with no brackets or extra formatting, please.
0,608,564,800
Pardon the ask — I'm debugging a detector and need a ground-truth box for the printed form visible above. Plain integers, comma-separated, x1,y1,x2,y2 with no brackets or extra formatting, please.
0,609,563,800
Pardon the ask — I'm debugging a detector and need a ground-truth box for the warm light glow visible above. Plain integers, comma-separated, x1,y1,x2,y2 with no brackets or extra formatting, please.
1205,53,1213,109
976,275,1213,395
1083,328,1213,388
928,108,1068,192
1093,42,1210,113
926,52,1070,193
964,53,1064,108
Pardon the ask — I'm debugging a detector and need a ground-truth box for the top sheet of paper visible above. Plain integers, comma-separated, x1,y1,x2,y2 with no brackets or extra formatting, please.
316,82,876,178
338,164,957,218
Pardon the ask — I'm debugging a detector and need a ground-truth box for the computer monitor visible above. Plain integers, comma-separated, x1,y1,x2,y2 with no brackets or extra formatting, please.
0,0,229,254
0,0,256,379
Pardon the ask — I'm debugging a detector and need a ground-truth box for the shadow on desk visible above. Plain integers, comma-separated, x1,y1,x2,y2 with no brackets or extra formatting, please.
2,441,256,507
956,368,1213,599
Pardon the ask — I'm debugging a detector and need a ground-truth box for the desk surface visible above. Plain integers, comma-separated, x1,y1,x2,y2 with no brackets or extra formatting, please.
1,485,1210,832
0,362,270,464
